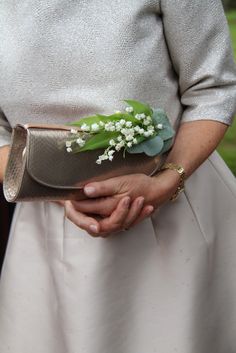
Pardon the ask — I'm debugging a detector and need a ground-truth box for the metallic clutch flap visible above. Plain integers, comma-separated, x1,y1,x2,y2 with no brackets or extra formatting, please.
3,124,166,202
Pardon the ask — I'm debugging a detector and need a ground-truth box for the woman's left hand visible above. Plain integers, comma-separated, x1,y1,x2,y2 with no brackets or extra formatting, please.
65,171,180,237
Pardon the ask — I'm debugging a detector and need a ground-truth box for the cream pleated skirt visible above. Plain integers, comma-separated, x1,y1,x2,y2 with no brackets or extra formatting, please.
0,151,236,353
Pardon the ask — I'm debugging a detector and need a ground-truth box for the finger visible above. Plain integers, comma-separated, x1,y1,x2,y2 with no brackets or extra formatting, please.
83,177,121,198
71,197,119,217
100,202,152,239
52,200,65,207
131,205,155,228
99,196,131,234
123,196,144,229
65,201,100,236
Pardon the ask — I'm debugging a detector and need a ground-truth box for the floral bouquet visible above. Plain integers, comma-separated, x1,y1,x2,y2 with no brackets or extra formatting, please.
66,100,175,163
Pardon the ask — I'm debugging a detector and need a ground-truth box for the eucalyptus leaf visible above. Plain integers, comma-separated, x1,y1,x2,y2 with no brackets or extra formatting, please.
152,109,169,125
134,135,147,144
127,143,145,154
142,136,164,156
128,135,164,156
152,109,175,140
157,126,175,140
126,135,146,154
124,99,153,117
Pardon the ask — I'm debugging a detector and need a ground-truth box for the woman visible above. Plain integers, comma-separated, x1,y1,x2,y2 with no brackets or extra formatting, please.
0,1,236,352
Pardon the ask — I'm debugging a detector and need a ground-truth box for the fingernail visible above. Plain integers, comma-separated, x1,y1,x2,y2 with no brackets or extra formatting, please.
138,197,144,207
89,224,98,233
123,197,130,207
146,206,154,214
84,186,96,196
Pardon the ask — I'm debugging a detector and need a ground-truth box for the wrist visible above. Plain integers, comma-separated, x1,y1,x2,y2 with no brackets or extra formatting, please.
149,168,182,204
161,163,186,201
151,162,186,203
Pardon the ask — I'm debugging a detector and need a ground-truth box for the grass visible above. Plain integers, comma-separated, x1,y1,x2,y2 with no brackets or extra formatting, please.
227,10,236,57
226,10,236,23
217,10,236,176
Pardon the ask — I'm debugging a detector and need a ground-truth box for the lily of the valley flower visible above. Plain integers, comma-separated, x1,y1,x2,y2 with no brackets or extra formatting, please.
76,137,85,147
135,113,146,120
109,139,116,146
125,106,134,113
81,123,90,131
65,100,175,163
105,122,116,131
91,123,100,132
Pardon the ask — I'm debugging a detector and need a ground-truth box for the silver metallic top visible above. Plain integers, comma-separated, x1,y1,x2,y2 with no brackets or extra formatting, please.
0,0,236,148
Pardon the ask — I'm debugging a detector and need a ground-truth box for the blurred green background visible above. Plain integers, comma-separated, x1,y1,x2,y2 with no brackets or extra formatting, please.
217,6,236,175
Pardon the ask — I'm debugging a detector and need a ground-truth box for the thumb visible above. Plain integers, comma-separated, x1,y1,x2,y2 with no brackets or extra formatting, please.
83,178,119,198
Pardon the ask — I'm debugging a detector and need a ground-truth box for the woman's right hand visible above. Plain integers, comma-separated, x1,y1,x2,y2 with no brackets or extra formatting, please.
54,165,182,238
55,197,154,238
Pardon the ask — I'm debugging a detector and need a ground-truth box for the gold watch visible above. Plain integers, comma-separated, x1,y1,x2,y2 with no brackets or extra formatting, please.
160,163,186,201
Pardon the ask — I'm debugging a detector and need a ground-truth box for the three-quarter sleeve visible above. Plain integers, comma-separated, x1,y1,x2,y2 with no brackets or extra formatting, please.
161,0,236,125
0,109,12,148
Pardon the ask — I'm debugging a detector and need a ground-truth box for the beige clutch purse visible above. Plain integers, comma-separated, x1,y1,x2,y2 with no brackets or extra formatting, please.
3,124,166,202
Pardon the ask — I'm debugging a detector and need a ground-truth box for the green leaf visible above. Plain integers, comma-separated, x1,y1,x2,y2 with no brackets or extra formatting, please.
68,115,109,127
67,112,140,127
75,131,120,152
124,99,153,117
106,113,140,125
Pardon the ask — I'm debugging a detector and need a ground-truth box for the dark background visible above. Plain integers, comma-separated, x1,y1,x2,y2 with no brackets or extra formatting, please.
0,187,15,272
222,0,236,10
